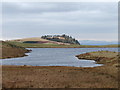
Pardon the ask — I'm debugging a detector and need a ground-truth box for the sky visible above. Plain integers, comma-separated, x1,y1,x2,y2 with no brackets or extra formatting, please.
1,1,118,41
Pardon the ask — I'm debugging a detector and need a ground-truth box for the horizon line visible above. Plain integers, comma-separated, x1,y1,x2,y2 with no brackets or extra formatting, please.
0,37,118,42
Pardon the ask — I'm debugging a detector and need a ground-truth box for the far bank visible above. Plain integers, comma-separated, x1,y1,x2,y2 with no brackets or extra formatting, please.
6,41,119,48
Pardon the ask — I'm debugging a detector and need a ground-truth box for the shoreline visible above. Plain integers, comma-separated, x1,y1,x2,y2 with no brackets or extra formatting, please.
1,41,32,59
2,50,119,88
6,41,119,48
2,47,118,60
25,47,118,48
13,45,119,48
1,50,32,59
76,51,119,66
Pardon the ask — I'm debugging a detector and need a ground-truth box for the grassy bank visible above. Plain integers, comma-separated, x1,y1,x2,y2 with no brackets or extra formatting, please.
0,41,31,59
76,51,119,66
7,41,119,48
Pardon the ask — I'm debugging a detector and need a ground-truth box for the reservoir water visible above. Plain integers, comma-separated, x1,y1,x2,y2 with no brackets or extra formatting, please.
1,48,118,67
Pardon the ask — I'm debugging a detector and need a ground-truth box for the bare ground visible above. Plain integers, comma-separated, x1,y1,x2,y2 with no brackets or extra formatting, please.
2,65,118,88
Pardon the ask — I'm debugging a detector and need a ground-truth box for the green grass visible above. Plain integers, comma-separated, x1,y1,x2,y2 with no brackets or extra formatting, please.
7,41,119,48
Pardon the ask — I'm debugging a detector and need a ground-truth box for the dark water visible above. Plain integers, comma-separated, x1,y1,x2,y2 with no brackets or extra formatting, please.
1,48,118,67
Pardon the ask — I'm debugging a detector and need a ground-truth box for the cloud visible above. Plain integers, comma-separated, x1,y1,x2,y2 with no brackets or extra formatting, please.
2,2,81,14
2,2,118,41
2,2,117,14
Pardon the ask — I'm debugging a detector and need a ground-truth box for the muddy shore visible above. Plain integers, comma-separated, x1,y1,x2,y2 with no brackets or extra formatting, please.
2,50,119,88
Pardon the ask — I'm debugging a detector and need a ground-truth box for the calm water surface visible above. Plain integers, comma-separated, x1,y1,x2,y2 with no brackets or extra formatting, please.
1,48,118,67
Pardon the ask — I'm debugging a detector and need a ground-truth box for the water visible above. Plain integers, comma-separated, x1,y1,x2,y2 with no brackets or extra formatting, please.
1,48,118,67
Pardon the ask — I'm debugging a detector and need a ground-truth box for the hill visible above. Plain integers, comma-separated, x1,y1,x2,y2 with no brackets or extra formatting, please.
41,34,80,45
11,37,50,42
10,37,71,45
7,37,119,48
0,41,30,59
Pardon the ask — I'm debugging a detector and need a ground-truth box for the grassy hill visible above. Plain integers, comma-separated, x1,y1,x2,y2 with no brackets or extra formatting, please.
11,37,51,42
0,41,30,59
7,37,119,48
41,34,80,45
6,41,119,48
10,37,71,45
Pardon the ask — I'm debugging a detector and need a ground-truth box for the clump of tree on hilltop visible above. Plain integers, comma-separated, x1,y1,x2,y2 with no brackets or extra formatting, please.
41,34,80,45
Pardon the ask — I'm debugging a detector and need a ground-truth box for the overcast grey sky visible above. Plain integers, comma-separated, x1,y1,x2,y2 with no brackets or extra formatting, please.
2,2,118,41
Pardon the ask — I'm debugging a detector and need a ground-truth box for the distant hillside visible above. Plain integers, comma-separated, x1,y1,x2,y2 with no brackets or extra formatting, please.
10,37,71,45
79,40,118,45
11,37,49,42
41,34,80,45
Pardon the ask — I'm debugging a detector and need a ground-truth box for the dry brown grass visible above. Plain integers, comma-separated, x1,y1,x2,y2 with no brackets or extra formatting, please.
2,65,118,88
0,41,30,59
11,37,49,42
76,51,119,65
10,37,71,45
